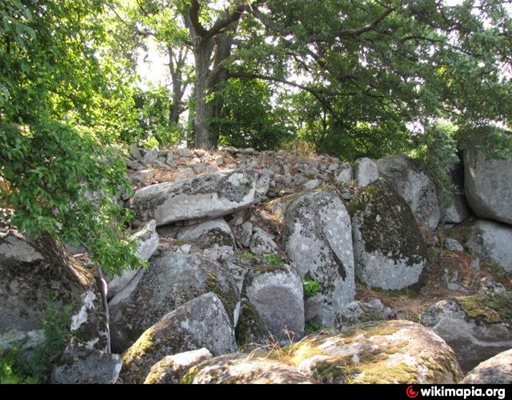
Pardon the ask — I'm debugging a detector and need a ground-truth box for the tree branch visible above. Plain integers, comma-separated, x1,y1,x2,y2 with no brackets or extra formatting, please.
189,0,208,37
337,7,395,38
203,3,249,42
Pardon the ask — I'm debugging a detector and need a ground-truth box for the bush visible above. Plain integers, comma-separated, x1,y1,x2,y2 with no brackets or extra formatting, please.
0,119,143,276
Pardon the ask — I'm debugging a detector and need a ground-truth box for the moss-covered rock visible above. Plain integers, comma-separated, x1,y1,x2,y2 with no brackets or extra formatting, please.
350,180,428,291
284,320,462,384
235,299,271,349
462,348,512,384
180,354,313,384
284,189,355,326
243,264,304,342
143,348,212,384
420,292,512,372
109,251,239,353
0,228,109,353
119,293,236,384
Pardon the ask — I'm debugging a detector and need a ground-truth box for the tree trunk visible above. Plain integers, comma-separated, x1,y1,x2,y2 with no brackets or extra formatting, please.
193,43,216,149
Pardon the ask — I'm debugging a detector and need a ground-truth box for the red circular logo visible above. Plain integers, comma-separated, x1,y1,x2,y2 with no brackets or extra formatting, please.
406,386,419,399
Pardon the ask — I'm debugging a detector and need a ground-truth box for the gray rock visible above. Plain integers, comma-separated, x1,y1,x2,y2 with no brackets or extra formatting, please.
255,171,272,202
336,162,353,184
355,157,379,187
133,219,159,261
109,251,239,353
181,354,313,384
336,299,394,329
177,147,193,158
0,229,109,352
142,150,159,165
462,348,512,384
244,265,304,342
49,338,122,384
303,179,320,190
351,180,427,290
177,218,234,250
215,156,224,166
129,145,142,161
285,190,355,326
144,348,213,384
107,220,159,300
377,154,440,229
120,293,236,384
464,146,512,225
249,227,279,256
107,269,143,302
465,220,512,273
420,292,512,372
234,221,253,248
132,170,256,226
444,238,464,252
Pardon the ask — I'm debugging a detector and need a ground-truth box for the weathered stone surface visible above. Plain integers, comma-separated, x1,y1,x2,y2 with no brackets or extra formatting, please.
285,190,355,326
249,227,279,256
244,265,304,342
377,154,440,229
462,348,512,384
132,170,256,226
177,218,234,250
464,146,512,225
335,299,393,329
336,162,353,184
350,180,427,290
132,220,159,261
144,348,213,384
288,320,463,384
444,238,464,252
181,354,313,384
420,292,512,372
0,229,109,352
107,220,159,301
355,158,379,187
120,293,236,384
465,220,512,273
49,338,122,384
109,251,239,353
235,299,271,348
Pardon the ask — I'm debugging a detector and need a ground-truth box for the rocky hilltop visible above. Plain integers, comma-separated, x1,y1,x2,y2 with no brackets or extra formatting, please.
1,145,511,384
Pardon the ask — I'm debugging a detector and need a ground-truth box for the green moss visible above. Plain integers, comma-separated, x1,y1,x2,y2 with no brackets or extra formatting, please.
312,360,347,384
205,272,239,323
235,300,270,348
122,330,155,366
352,181,427,268
455,292,512,324
180,365,200,384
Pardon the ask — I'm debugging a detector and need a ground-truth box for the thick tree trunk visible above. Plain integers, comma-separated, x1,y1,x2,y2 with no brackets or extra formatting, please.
193,43,216,149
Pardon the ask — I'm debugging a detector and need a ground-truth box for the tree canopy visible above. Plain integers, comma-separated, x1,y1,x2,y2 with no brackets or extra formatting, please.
1,0,512,273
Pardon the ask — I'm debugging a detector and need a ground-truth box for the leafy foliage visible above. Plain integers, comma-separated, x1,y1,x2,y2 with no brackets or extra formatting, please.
263,253,284,266
0,1,142,274
303,276,322,299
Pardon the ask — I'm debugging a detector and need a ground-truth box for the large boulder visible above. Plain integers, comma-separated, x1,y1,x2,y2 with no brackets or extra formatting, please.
0,228,109,352
235,299,271,349
286,320,462,384
284,189,355,326
119,293,236,384
464,146,512,225
49,338,122,384
109,251,239,353
461,349,512,384
181,354,313,384
465,220,512,273
377,154,440,229
349,180,428,290
132,170,256,226
176,218,234,250
243,265,304,342
420,292,512,372
144,348,213,384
